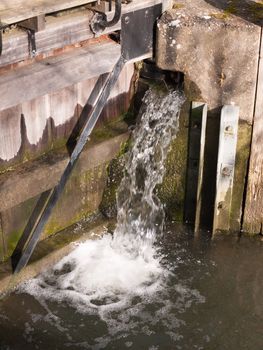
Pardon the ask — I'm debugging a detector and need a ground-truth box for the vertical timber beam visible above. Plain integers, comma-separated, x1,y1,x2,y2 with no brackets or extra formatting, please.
243,29,263,234
184,102,207,233
213,105,239,235
0,213,5,262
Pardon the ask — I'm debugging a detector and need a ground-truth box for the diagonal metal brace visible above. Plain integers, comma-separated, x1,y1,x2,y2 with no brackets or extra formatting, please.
12,55,126,273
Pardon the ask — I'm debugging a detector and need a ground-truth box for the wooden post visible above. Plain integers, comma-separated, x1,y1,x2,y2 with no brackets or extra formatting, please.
243,30,263,234
0,213,5,262
184,102,207,233
213,105,239,235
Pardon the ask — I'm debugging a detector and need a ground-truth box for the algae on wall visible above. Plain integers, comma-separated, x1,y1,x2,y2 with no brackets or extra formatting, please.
157,101,189,222
100,85,189,223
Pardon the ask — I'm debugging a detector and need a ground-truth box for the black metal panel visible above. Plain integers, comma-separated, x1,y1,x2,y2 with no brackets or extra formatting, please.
121,4,162,61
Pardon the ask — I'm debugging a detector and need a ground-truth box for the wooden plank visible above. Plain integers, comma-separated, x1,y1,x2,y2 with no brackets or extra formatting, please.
243,30,263,234
0,0,167,25
0,40,121,112
213,105,239,235
0,0,165,68
184,102,207,232
0,0,95,25
194,103,207,234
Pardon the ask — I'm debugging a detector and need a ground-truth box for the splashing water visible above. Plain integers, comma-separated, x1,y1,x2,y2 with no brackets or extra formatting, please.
21,87,184,302
115,88,183,242
17,88,206,348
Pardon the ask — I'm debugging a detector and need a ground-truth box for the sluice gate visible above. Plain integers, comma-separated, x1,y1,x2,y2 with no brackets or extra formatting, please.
0,0,169,272
0,0,262,282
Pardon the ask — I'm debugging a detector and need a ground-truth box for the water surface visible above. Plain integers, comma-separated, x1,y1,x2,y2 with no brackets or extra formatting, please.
0,225,263,350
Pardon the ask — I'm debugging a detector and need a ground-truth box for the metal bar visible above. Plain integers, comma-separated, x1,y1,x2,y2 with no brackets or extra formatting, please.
12,55,125,273
11,189,53,269
0,29,2,56
27,29,37,57
213,105,239,235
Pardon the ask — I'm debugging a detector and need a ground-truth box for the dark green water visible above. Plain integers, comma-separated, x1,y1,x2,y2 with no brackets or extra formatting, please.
0,224,262,350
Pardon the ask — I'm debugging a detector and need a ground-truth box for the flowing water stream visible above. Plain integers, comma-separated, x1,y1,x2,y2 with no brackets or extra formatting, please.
0,88,263,350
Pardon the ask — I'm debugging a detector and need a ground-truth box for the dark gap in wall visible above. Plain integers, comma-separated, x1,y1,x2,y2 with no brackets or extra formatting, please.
199,108,221,231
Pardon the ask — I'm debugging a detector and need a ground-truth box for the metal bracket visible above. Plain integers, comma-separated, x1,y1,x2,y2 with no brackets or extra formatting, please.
0,22,9,56
27,29,37,57
121,3,162,61
0,28,2,56
91,0,122,34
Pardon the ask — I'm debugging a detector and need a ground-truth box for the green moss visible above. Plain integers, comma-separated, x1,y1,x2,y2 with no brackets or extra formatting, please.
248,1,263,21
157,105,189,221
99,157,126,219
210,12,230,20
172,3,185,10
230,121,252,232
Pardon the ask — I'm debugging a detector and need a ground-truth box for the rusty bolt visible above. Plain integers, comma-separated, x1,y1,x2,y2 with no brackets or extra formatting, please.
225,125,233,134
218,202,224,210
221,166,232,176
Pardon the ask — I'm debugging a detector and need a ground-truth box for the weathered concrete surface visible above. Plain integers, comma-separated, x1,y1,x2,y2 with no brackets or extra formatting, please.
157,0,262,233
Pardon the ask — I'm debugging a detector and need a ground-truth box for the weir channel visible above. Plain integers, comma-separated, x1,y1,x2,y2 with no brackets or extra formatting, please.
0,0,263,348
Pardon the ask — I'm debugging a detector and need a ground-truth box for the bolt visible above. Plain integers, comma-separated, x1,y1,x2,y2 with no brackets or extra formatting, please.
218,202,223,209
221,166,232,176
225,125,233,134
124,16,130,24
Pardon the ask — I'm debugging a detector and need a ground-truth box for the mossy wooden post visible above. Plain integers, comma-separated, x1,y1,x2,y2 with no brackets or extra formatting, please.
243,30,263,234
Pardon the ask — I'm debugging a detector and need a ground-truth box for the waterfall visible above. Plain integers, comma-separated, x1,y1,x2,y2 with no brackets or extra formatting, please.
20,87,185,316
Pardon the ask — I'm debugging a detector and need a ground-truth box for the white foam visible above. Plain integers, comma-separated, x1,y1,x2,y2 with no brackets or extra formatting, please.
20,233,165,313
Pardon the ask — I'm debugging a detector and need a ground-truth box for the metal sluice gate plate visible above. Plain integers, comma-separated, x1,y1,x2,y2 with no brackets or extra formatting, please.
121,3,163,61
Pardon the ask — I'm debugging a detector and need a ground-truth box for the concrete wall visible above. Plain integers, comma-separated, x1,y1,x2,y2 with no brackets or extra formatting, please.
156,0,262,234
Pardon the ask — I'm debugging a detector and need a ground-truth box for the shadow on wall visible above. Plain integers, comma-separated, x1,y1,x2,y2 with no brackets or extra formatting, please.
204,0,263,26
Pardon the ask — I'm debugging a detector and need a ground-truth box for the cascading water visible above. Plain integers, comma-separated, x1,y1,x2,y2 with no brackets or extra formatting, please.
13,87,205,348
1,88,262,350
21,87,184,303
113,87,184,254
